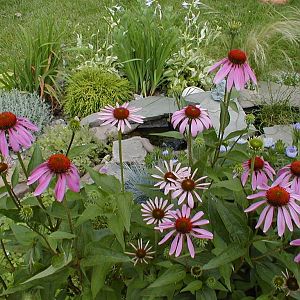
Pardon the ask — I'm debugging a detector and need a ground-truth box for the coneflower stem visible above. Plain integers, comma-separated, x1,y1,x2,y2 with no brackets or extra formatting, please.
63,199,74,234
66,131,75,157
17,152,55,231
187,121,193,167
1,175,21,209
16,152,28,179
1,239,15,271
0,275,7,290
118,130,125,193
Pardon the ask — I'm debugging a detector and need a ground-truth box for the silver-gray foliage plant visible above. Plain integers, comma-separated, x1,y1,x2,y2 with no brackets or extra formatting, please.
0,89,52,132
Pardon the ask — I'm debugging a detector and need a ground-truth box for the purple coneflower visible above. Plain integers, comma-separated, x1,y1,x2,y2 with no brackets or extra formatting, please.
125,239,155,266
278,161,300,194
245,178,300,237
157,204,213,258
28,154,80,201
241,156,275,190
208,49,257,91
290,239,300,263
0,112,38,157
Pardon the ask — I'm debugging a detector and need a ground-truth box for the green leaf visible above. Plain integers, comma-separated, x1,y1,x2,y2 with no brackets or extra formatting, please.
147,265,186,288
22,254,72,284
81,249,130,267
68,145,91,159
229,100,239,113
213,280,228,291
10,224,37,246
11,163,20,188
181,280,202,293
86,167,121,194
75,204,102,227
149,131,184,140
212,179,242,192
196,287,217,300
203,244,247,270
49,231,76,240
220,101,230,131
224,129,247,141
27,144,43,174
107,214,125,250
219,264,232,291
91,263,112,299
115,192,132,232
215,200,251,244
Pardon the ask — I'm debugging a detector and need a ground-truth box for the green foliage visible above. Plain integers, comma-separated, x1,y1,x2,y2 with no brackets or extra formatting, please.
35,124,109,175
64,67,132,117
113,5,178,96
0,89,52,132
164,46,214,95
0,20,62,106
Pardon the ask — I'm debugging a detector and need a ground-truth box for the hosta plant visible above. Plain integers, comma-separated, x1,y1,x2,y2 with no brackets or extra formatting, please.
0,48,299,300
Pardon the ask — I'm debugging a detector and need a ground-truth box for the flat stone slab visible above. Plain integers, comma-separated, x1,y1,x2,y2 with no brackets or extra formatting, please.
238,81,300,108
185,92,249,137
128,96,178,121
263,124,293,146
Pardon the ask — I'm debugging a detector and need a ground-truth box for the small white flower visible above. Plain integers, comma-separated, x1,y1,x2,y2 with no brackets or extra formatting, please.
182,1,190,9
146,0,155,6
162,150,169,156
263,137,275,148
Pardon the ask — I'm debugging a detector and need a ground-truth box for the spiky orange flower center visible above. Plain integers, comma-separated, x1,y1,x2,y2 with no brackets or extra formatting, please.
0,163,8,173
135,248,147,258
181,179,195,191
48,154,71,173
248,157,264,171
175,217,192,234
266,186,290,207
113,107,129,120
291,161,300,176
164,171,177,182
228,49,247,65
185,105,201,119
0,112,17,130
152,208,165,220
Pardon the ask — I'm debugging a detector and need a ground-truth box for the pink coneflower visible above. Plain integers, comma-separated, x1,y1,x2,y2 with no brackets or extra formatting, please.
125,239,155,266
98,103,144,133
170,168,210,208
0,112,38,157
28,154,80,202
208,49,257,91
157,204,213,258
241,156,275,190
171,105,212,137
152,160,189,195
245,178,300,237
141,197,174,226
290,239,300,263
278,161,300,193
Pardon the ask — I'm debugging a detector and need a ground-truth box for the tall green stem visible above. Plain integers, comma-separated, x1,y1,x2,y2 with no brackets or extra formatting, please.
118,130,125,193
63,199,74,234
66,131,75,157
16,152,55,231
187,121,193,167
212,87,232,166
1,239,15,271
1,175,21,209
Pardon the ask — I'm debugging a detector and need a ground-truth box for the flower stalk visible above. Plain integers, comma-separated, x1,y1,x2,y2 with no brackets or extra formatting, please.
118,130,125,193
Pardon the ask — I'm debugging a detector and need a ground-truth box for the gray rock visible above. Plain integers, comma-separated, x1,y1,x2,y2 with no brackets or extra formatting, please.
182,86,205,97
128,96,178,121
112,136,154,163
237,81,300,108
185,92,249,137
80,113,102,128
263,125,293,146
14,182,30,198
90,125,118,143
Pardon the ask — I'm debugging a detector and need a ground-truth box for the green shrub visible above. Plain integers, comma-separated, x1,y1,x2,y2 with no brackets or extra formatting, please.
0,89,52,132
35,124,110,175
64,67,132,117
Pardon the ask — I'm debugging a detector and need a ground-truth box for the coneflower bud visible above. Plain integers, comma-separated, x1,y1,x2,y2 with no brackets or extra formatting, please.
68,117,81,132
248,137,263,151
19,206,33,221
245,113,255,125
191,265,203,278
272,275,285,290
206,276,217,288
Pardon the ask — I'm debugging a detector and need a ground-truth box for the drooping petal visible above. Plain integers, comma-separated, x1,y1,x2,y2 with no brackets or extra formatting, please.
54,174,67,202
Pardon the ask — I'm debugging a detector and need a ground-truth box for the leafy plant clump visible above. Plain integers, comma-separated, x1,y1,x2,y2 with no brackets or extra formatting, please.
113,5,178,96
35,124,110,175
0,89,52,132
0,20,62,108
64,67,132,118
